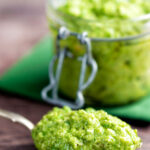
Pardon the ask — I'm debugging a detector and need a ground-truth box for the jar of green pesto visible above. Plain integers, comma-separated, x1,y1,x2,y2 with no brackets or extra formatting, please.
46,0,150,106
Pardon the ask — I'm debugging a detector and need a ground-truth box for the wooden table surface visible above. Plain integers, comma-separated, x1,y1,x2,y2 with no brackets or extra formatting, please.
0,0,149,149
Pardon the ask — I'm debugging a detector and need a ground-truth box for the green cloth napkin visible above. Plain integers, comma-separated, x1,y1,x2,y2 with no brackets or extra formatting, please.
0,35,150,122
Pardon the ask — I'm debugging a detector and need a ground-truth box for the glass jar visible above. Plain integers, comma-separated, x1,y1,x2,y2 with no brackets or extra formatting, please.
46,0,150,106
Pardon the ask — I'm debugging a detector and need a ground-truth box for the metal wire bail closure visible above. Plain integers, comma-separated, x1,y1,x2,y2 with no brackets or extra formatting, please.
41,27,98,109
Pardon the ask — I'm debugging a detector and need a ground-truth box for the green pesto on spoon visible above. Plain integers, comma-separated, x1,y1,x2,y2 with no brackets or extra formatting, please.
0,107,142,150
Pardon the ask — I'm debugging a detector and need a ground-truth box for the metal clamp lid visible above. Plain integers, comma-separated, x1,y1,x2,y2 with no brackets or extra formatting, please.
41,27,98,109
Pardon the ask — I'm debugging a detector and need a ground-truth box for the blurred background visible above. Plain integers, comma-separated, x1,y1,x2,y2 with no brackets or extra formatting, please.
0,0,48,74
0,0,150,150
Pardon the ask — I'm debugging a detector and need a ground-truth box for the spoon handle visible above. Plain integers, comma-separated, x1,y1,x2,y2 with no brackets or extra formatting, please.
0,109,34,131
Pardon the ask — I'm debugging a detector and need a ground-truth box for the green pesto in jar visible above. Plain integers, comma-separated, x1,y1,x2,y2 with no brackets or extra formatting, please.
57,0,150,38
59,0,150,20
32,107,141,150
47,0,150,106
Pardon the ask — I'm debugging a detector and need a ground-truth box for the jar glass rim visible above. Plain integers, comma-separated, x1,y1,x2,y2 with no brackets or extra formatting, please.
47,3,150,42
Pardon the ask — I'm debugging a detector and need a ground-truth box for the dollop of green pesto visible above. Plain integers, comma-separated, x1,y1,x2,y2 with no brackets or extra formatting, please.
32,107,141,150
47,0,150,106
